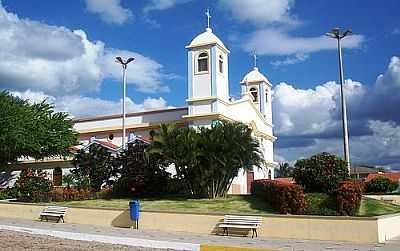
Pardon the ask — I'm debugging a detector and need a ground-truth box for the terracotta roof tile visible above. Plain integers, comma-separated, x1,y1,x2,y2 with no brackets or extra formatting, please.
94,140,119,150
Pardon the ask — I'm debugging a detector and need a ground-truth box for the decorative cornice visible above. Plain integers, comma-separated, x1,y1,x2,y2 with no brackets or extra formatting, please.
73,107,188,123
182,112,232,122
185,43,230,54
186,96,217,103
77,121,187,135
221,96,273,128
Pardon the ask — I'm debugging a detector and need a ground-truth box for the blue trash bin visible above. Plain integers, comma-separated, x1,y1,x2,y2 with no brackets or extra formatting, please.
129,200,140,229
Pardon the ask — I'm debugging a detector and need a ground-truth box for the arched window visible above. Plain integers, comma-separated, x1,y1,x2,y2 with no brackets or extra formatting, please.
219,55,224,73
197,52,209,72
250,87,258,102
265,91,268,103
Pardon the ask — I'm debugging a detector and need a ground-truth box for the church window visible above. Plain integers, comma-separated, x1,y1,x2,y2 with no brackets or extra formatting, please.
197,52,209,72
265,91,268,103
219,55,224,73
250,87,258,102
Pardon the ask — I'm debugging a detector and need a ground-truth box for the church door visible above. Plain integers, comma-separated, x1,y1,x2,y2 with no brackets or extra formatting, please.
247,171,254,194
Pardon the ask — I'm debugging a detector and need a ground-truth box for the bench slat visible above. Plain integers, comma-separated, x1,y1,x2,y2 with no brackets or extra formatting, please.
219,224,260,229
40,213,65,217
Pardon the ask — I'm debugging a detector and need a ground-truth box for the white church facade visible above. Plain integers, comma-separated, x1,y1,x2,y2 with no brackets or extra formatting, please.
2,20,277,194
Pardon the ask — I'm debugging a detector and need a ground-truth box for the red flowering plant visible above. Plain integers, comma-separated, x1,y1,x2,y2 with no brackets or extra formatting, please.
15,168,52,202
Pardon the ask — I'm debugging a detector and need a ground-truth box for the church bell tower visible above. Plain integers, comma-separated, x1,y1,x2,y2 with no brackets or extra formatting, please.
185,10,230,123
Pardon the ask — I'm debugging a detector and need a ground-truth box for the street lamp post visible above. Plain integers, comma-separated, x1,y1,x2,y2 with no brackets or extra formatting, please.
326,28,352,172
115,56,135,150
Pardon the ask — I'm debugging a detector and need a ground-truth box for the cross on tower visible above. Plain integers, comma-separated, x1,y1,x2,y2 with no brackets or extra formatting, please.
205,8,211,29
253,52,257,68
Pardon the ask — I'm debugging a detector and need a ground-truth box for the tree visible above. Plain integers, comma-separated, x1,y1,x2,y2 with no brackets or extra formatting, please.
150,121,264,198
73,144,116,191
0,91,77,168
113,140,170,197
293,152,349,194
276,162,293,177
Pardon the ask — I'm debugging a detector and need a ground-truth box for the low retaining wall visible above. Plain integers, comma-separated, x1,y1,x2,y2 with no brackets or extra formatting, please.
365,195,400,205
0,201,399,243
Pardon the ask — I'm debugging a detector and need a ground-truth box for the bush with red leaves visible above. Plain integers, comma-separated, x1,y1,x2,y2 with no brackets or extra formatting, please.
252,179,307,214
336,180,365,216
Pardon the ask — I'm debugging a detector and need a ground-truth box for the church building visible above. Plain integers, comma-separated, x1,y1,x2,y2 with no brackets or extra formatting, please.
2,15,277,194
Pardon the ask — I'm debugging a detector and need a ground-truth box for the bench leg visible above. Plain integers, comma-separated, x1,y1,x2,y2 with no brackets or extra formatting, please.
252,229,258,238
223,227,228,236
252,228,258,238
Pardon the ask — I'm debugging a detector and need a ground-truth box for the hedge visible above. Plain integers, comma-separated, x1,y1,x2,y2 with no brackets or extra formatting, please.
252,179,306,214
336,180,365,216
366,176,398,193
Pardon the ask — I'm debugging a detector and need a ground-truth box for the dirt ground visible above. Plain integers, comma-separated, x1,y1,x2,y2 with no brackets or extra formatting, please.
0,230,175,251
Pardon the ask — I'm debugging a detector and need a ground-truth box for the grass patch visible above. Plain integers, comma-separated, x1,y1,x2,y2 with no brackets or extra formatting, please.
52,195,276,215
305,193,337,216
48,194,400,217
304,193,400,217
357,197,400,217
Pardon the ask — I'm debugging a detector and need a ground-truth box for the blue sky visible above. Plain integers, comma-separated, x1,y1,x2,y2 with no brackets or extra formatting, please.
1,0,400,169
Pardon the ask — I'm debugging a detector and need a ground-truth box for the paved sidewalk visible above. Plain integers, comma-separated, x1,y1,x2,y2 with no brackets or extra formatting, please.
0,217,400,250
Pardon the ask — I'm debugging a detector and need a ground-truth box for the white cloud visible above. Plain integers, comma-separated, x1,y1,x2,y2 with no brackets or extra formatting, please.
245,28,364,56
375,56,400,91
218,0,296,26
143,0,192,13
84,0,133,25
273,80,365,136
10,90,169,118
142,0,192,27
273,56,400,168
56,95,169,118
10,89,55,104
0,3,172,95
271,53,309,66
100,49,175,93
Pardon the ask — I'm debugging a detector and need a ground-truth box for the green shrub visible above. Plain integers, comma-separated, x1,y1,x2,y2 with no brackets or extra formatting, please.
96,187,113,200
15,169,52,202
252,179,306,214
336,180,364,216
293,152,349,194
0,187,19,200
304,193,338,216
366,176,398,193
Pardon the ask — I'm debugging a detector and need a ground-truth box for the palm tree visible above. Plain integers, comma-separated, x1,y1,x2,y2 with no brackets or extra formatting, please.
150,121,264,199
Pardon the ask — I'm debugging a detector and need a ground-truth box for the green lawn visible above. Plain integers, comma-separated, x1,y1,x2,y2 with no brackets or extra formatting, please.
357,197,400,217
51,194,400,217
52,195,277,215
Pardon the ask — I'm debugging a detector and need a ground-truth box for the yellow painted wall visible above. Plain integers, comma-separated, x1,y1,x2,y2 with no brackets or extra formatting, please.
0,202,396,243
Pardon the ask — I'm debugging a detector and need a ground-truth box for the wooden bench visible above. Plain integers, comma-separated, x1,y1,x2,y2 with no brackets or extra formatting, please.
40,206,68,223
218,215,262,238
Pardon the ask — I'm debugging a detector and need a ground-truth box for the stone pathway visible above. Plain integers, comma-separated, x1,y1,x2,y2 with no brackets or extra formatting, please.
0,217,400,250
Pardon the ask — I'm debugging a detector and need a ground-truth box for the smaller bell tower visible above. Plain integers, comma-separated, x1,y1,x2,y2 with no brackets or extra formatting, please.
240,54,273,124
